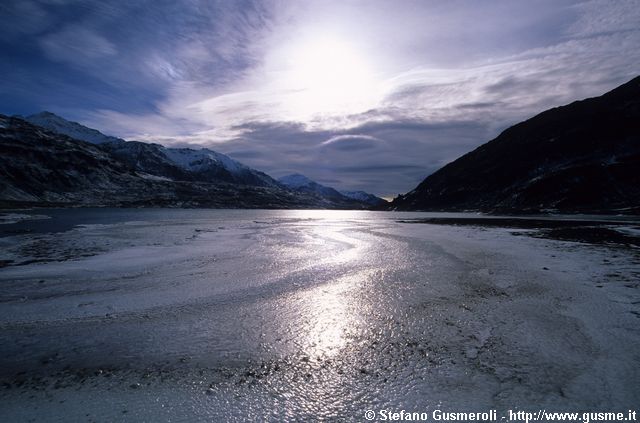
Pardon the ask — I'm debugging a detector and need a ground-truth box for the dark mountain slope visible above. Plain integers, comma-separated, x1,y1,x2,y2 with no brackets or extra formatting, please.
390,76,640,213
0,115,144,204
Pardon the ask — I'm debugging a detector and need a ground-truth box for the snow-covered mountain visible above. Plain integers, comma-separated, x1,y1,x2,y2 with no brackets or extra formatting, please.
7,111,386,209
277,174,314,189
104,141,278,187
340,190,387,206
279,174,348,199
0,114,352,208
160,146,277,187
25,112,124,145
24,112,277,188
163,147,241,173
278,174,385,207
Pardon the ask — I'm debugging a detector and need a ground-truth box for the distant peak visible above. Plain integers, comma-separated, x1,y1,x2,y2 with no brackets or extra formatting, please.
25,111,124,145
279,173,311,181
29,111,61,118
27,111,74,125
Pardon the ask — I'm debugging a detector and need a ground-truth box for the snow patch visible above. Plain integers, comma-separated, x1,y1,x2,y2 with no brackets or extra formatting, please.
161,147,245,173
138,173,173,182
278,174,315,189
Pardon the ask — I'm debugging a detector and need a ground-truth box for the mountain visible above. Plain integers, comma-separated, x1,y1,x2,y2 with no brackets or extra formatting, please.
104,141,278,187
278,173,384,208
389,76,640,214
1,114,155,205
340,190,387,207
24,112,278,188
278,174,346,199
25,111,124,145
0,115,355,209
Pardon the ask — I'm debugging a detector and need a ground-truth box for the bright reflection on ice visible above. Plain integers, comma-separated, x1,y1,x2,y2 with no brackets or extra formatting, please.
287,209,368,267
287,209,369,221
284,211,372,358
300,282,350,356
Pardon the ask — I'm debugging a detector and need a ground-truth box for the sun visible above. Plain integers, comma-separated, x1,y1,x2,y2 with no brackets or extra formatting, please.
278,36,381,120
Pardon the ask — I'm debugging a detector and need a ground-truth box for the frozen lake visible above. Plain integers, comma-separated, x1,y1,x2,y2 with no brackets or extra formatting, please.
0,209,639,422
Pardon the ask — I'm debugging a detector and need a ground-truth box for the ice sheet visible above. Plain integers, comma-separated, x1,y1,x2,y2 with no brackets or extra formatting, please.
0,209,638,422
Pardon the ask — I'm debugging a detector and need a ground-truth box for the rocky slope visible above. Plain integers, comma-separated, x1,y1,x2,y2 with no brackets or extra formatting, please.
389,76,640,214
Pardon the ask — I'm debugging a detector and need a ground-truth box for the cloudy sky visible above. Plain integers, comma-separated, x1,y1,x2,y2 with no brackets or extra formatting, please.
1,0,639,197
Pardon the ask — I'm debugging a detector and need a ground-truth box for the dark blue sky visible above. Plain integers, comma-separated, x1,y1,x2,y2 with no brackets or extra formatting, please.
1,0,639,197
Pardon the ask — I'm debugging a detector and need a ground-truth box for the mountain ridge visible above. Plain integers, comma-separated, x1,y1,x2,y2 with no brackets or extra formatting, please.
278,174,386,207
24,112,279,188
388,75,640,214
0,115,371,209
25,112,124,145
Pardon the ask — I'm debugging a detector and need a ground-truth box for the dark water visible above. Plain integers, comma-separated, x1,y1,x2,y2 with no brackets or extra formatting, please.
0,208,199,236
0,208,473,237
3,207,639,238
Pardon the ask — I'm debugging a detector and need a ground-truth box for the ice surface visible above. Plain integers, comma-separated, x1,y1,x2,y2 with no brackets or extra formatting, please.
0,212,50,225
0,209,638,422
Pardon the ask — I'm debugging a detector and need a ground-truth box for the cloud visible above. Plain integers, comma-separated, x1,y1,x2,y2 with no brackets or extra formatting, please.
0,1,51,41
320,135,384,151
1,0,276,117
196,118,495,198
565,0,640,37
2,0,640,196
145,0,639,150
40,25,117,65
